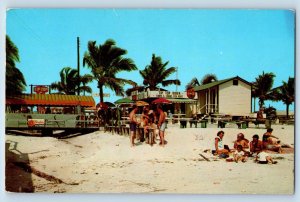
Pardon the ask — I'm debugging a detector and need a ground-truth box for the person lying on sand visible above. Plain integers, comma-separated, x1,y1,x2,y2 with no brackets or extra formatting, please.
262,128,282,153
213,131,230,157
263,128,280,145
255,150,278,164
233,145,247,163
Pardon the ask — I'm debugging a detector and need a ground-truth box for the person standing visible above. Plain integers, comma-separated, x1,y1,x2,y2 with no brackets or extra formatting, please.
129,106,139,147
156,105,167,147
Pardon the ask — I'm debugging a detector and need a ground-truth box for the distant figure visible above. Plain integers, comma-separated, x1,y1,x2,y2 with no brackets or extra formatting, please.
214,131,230,157
257,108,264,120
129,106,139,147
45,107,51,114
255,150,278,164
262,128,282,153
233,133,250,151
233,145,247,163
250,134,263,155
155,105,167,147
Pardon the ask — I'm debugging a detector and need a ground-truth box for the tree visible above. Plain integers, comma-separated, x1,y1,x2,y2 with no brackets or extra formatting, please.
186,77,200,90
83,39,137,102
6,35,26,96
273,77,294,118
125,85,145,96
252,71,276,109
200,74,218,85
51,67,92,95
79,74,93,95
139,54,180,90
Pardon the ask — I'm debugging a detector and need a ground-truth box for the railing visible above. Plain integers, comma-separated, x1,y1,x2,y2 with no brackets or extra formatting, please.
198,104,218,114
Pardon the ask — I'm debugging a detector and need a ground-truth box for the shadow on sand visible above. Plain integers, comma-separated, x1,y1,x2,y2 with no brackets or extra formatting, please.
5,141,34,192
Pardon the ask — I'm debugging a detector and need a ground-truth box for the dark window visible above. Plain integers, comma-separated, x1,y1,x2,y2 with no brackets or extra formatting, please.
233,80,238,86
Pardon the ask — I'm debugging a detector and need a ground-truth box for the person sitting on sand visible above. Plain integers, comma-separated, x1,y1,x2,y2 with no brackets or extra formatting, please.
129,106,139,147
250,134,263,155
255,150,278,164
262,128,282,153
233,145,247,163
233,133,250,151
214,131,230,157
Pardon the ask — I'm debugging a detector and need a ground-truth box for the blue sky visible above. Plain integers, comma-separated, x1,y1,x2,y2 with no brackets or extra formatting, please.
6,9,295,110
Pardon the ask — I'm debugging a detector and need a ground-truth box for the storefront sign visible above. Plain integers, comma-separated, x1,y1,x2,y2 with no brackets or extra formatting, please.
187,88,196,99
34,85,49,94
27,119,45,127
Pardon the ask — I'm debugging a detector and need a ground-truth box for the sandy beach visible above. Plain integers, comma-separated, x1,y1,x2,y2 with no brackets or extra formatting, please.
5,123,294,194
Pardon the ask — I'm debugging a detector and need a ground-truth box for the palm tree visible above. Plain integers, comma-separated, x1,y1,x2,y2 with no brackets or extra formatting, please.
51,67,92,95
252,71,276,109
272,77,294,118
200,74,218,85
79,74,93,95
186,77,200,90
83,39,137,102
51,67,77,95
125,85,145,96
6,35,26,96
140,54,180,91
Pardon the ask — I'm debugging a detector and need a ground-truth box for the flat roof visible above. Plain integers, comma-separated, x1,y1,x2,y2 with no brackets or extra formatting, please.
6,94,95,107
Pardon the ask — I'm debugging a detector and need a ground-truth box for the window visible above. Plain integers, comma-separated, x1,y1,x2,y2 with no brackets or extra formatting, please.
233,79,238,86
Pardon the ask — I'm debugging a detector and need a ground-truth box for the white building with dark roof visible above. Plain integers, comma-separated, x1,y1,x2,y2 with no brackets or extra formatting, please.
193,76,252,116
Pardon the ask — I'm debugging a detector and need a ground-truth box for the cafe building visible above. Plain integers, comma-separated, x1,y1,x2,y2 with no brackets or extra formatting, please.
129,88,198,117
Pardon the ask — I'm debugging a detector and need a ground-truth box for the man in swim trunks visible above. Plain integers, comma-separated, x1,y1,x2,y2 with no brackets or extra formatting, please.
129,106,139,147
155,105,167,147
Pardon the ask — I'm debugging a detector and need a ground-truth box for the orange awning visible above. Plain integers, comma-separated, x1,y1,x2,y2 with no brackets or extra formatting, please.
6,94,95,107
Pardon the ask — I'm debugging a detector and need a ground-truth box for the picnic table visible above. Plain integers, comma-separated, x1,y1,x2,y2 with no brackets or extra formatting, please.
218,120,247,129
189,119,208,128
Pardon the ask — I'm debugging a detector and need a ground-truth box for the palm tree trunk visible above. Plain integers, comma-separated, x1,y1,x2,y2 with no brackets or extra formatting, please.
99,83,104,103
286,103,290,119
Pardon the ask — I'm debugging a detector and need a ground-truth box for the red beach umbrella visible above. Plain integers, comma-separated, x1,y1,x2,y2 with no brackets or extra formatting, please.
152,98,172,104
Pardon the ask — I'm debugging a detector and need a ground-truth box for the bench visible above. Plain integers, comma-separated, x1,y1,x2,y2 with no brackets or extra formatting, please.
218,120,247,129
189,120,208,128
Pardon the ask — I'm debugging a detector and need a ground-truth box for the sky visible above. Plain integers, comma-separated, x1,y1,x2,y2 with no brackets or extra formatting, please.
6,9,295,111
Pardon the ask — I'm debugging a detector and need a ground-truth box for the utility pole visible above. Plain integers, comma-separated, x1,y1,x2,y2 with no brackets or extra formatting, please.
77,37,80,96
176,67,178,92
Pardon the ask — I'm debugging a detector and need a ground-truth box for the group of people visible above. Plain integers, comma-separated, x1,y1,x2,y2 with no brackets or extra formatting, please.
129,104,167,147
214,128,283,164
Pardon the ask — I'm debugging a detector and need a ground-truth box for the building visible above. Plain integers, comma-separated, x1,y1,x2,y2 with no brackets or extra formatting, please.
129,88,198,117
194,76,252,116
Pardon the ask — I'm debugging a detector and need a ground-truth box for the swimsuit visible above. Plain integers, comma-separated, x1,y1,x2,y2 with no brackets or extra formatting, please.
129,122,136,132
159,122,167,132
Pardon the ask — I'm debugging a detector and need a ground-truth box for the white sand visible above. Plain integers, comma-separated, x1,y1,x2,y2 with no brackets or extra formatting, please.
5,123,294,194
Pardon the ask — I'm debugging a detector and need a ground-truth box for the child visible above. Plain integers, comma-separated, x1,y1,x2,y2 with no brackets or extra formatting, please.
234,145,247,163
255,150,278,164
144,113,157,145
